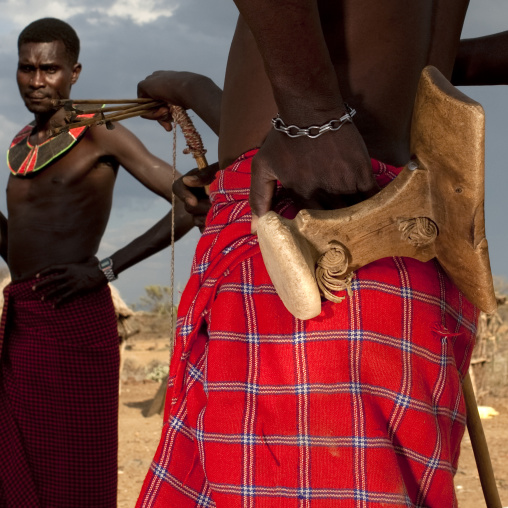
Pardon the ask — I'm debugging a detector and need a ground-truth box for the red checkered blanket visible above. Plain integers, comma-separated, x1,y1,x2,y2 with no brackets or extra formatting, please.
0,279,119,507
137,149,478,508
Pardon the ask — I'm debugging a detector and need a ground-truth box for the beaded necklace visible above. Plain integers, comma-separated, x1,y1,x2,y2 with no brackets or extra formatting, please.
7,111,94,176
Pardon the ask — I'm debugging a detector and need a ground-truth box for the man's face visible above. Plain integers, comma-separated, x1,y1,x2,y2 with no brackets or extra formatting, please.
17,40,81,114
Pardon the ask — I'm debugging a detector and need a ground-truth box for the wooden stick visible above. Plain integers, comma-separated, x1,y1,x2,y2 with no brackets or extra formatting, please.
463,371,503,508
51,101,211,182
70,102,161,115
53,98,158,106
52,102,164,135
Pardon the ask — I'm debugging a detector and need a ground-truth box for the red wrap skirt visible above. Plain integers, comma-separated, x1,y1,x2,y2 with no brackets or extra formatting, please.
0,279,120,508
137,149,477,507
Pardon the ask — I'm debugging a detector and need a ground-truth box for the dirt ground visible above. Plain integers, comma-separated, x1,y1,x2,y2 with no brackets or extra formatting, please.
117,313,508,507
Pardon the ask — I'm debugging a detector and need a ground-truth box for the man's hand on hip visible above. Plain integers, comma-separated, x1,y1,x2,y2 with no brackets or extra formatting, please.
33,258,108,307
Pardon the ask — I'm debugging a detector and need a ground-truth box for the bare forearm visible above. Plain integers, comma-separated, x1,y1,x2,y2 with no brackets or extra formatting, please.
233,1,344,123
453,32,508,86
138,71,222,135
0,212,8,263
178,73,222,135
109,203,194,276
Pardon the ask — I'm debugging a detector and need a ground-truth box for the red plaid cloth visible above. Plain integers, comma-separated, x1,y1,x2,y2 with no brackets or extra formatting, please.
137,149,477,508
0,279,120,508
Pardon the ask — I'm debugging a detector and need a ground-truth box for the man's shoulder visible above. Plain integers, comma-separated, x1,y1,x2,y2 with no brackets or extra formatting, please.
85,120,140,151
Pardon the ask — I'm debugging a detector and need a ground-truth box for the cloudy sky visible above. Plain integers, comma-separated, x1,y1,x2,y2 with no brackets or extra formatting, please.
0,0,507,306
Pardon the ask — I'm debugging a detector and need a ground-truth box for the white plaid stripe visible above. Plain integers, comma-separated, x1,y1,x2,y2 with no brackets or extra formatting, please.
241,257,259,508
387,257,414,440
294,317,311,507
417,335,449,505
349,286,368,508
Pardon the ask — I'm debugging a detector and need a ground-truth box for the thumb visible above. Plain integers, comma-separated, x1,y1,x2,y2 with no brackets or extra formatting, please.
249,162,277,234
182,162,219,187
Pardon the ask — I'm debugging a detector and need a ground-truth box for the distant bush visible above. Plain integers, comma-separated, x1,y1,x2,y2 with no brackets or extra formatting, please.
134,285,177,318
145,361,170,382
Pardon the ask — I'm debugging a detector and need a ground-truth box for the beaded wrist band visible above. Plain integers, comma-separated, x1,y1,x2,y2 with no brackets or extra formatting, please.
271,104,356,139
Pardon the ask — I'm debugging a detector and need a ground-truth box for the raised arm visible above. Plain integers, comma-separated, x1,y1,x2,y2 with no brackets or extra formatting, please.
0,212,7,263
138,70,222,222
137,70,222,135
453,31,508,86
231,1,377,231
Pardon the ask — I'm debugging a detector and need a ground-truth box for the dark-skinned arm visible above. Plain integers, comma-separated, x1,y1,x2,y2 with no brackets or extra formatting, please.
453,31,508,86
0,212,8,263
138,70,222,222
107,196,193,274
232,1,377,231
137,70,222,135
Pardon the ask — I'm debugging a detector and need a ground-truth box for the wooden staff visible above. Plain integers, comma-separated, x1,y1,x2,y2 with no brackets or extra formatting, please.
50,99,164,135
50,100,208,168
463,372,503,508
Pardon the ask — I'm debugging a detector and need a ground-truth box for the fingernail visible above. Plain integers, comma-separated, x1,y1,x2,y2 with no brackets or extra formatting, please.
32,286,36,291
36,273,40,278
41,296,44,301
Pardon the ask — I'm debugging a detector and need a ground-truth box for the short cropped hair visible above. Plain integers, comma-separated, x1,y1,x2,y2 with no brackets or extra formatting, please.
18,18,80,64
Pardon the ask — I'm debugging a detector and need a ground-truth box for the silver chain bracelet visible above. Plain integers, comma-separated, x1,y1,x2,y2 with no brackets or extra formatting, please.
271,104,356,139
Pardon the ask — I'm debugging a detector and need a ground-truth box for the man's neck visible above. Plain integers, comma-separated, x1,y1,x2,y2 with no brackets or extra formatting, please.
31,106,68,145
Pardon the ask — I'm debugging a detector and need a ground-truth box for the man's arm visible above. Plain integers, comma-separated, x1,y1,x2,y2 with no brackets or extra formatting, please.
453,32,508,86
231,2,377,230
0,212,7,263
137,70,222,222
137,71,222,135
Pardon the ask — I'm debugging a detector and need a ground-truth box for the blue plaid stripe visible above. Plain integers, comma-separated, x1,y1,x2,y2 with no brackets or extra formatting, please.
352,436,369,448
195,261,210,275
350,382,362,395
180,323,193,337
152,463,168,481
297,487,312,500
350,277,361,291
195,428,205,442
246,382,259,395
188,364,203,382
297,434,312,447
395,393,412,408
169,416,185,431
294,383,310,395
354,488,370,502
241,484,257,497
349,329,363,341
401,286,413,299
401,338,413,353
196,493,214,507
294,330,306,344
241,433,257,446
241,282,255,295
246,332,260,344
426,456,440,471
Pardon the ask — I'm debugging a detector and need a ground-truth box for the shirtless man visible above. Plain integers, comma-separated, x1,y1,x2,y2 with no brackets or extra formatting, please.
137,3,508,506
0,18,220,508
